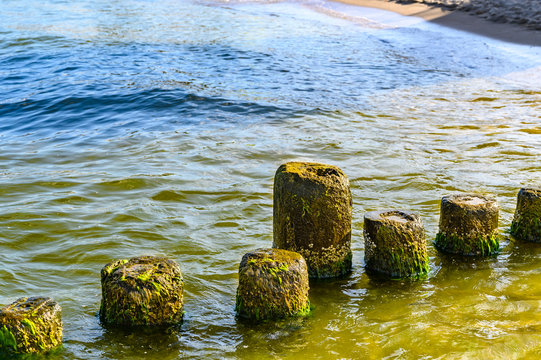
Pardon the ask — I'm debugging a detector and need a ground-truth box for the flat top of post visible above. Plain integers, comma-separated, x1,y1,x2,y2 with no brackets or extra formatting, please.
519,187,541,197
460,197,485,206
278,162,345,180
364,210,419,224
442,193,497,207
1,297,54,316
103,256,181,280
241,248,304,267
385,214,409,223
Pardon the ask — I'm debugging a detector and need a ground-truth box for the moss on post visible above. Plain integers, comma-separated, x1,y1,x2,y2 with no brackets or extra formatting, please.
0,297,62,355
435,193,499,256
99,255,184,327
273,162,352,279
235,248,310,321
363,210,429,278
511,187,541,243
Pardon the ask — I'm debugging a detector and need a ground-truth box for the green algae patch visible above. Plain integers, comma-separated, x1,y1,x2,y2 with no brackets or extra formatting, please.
435,193,499,256
364,210,429,279
510,187,541,243
0,297,62,355
236,248,310,322
272,162,352,279
434,233,499,256
0,325,17,352
99,255,184,327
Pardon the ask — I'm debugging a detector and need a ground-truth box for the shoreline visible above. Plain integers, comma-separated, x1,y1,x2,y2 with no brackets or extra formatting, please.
331,0,541,46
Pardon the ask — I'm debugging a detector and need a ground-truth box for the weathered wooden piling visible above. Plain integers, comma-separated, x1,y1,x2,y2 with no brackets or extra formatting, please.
435,193,499,256
0,297,62,355
511,187,541,243
363,210,429,278
99,255,184,327
236,248,310,321
273,162,352,279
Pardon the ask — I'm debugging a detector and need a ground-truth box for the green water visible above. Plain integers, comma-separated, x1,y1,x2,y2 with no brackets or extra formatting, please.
1,0,541,358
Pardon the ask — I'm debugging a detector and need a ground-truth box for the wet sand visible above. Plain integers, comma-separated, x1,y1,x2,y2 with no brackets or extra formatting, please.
333,0,541,46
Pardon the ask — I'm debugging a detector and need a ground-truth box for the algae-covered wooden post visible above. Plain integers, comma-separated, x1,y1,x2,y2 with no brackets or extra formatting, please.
511,187,541,243
236,248,310,321
100,255,184,326
363,210,429,278
273,162,352,279
0,297,62,355
434,193,499,256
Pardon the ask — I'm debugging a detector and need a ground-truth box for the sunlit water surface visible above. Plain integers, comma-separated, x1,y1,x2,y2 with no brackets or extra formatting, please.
1,0,540,358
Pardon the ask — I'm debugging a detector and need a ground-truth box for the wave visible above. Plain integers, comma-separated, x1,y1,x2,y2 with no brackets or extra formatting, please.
0,89,300,138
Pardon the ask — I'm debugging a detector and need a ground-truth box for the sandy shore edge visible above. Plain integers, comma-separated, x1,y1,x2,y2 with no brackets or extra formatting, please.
332,0,541,46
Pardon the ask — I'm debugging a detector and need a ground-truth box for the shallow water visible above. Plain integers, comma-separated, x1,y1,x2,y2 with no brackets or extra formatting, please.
0,0,540,358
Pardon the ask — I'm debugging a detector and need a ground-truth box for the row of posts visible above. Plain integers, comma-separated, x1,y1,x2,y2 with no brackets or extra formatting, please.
1,162,540,355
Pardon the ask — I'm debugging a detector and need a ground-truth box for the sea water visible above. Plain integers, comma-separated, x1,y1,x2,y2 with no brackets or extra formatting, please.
1,0,540,358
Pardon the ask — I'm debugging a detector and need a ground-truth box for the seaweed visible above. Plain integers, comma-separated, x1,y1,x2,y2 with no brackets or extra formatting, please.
0,325,17,353
434,232,500,256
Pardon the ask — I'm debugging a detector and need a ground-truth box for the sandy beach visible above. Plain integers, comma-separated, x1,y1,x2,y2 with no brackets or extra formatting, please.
332,0,541,46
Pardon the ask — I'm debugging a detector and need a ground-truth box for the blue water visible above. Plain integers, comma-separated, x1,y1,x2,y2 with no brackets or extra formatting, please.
2,0,537,140
1,0,541,358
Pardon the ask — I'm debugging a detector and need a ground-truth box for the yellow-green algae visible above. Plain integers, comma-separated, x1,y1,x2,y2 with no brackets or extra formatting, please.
364,210,429,279
510,187,541,243
273,162,352,279
99,255,184,327
0,297,62,355
435,193,499,256
236,248,310,321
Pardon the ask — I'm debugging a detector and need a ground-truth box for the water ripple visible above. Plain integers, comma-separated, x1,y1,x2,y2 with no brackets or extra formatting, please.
0,0,541,358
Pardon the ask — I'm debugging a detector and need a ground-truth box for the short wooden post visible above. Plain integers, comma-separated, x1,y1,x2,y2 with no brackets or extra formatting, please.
100,256,184,326
236,248,310,321
511,187,541,243
435,194,499,255
273,162,352,278
364,210,429,278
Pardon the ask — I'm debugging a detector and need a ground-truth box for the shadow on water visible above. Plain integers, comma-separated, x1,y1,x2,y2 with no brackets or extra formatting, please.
92,324,184,360
234,315,314,358
503,235,541,266
434,251,501,271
